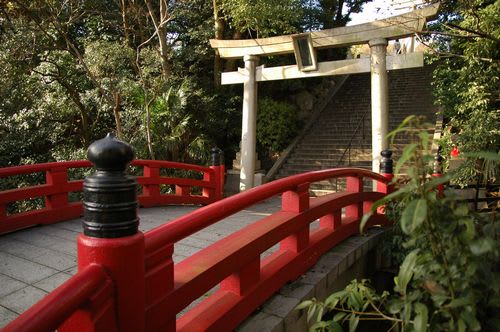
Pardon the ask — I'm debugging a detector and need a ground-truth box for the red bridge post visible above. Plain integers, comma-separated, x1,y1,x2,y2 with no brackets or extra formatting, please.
62,133,146,332
204,147,225,201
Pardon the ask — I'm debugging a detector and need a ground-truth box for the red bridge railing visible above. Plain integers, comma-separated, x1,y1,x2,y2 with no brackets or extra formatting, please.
1,135,394,332
0,148,224,235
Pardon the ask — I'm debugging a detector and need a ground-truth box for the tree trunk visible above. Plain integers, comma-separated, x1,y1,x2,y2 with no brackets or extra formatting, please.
212,0,224,87
145,98,156,159
145,0,171,80
113,93,124,139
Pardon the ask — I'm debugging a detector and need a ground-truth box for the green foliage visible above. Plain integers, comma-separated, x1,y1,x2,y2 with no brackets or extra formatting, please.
300,117,500,331
219,0,302,37
430,0,500,186
257,97,300,153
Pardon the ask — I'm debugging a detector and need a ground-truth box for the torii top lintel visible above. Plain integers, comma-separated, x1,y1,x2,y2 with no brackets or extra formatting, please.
210,2,440,59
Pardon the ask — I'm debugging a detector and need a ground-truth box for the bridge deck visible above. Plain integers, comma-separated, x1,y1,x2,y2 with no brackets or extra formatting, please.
0,198,282,328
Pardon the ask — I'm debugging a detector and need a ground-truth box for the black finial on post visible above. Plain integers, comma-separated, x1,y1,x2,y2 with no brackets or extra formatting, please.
211,147,221,166
380,149,393,174
82,133,139,238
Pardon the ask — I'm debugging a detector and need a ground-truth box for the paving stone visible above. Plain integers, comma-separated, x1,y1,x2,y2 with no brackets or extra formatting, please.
0,239,52,261
36,226,80,242
64,266,78,275
33,272,72,292
29,249,76,271
236,311,283,332
47,240,77,256
174,244,201,257
0,286,48,315
9,231,61,248
178,236,213,250
52,220,82,232
0,306,18,329
0,274,28,298
0,252,58,284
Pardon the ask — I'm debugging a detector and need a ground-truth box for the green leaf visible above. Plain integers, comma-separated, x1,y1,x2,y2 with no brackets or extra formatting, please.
396,250,418,295
348,292,362,311
401,199,427,234
460,310,481,331
422,174,451,191
457,319,466,332
461,218,476,241
348,315,359,332
310,321,329,331
413,303,428,332
296,300,313,310
461,151,500,161
333,312,348,322
447,297,472,308
325,290,347,306
469,237,495,255
388,299,405,314
359,212,372,233
330,321,343,332
395,143,418,175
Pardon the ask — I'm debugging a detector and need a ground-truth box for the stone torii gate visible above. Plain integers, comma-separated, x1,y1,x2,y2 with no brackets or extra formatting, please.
210,3,439,192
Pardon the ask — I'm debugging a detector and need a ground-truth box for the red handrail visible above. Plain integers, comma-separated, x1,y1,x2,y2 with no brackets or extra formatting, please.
143,168,391,331
0,159,224,235
2,264,115,332
1,167,391,332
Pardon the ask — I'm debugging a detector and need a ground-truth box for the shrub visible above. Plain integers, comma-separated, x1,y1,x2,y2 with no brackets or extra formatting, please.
257,97,300,153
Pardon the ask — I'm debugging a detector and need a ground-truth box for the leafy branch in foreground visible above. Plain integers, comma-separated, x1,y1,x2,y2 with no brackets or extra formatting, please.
298,117,500,332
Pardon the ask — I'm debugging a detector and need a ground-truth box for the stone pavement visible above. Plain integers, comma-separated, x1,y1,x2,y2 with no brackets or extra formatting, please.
0,197,282,328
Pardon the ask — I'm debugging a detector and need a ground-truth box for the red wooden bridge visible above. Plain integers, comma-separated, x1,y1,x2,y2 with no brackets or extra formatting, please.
1,135,393,332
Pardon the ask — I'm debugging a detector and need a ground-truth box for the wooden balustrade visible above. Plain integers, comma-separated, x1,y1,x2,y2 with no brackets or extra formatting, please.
0,159,224,235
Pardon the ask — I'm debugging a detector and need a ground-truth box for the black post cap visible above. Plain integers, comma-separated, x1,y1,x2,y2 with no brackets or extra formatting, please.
82,133,139,238
380,149,393,174
87,133,135,171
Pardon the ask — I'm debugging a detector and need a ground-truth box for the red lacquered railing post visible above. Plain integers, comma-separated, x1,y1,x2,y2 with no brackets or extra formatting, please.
203,148,224,201
346,176,363,219
67,133,145,332
280,182,310,253
378,149,394,194
45,167,69,210
143,164,161,207
221,258,260,296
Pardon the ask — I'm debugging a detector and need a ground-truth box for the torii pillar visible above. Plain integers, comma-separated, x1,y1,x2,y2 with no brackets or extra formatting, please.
240,55,259,191
369,38,389,173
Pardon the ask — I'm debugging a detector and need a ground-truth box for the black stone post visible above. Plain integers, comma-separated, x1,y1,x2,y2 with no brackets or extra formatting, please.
433,148,443,175
211,147,224,166
378,149,394,193
211,147,221,166
380,149,393,175
82,133,139,238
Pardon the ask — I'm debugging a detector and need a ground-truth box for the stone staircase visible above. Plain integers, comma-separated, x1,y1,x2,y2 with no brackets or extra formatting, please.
274,64,438,194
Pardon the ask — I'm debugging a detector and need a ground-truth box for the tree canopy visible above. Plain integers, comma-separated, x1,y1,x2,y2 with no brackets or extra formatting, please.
0,0,370,167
